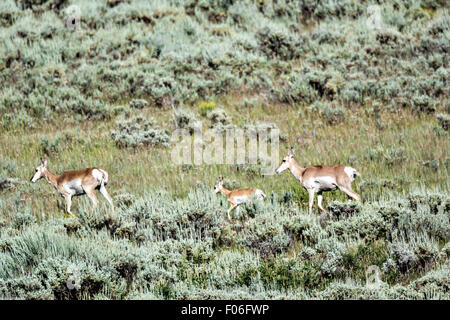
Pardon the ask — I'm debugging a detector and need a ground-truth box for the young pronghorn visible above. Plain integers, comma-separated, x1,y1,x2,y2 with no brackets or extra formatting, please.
30,159,114,215
214,177,266,220
275,148,360,215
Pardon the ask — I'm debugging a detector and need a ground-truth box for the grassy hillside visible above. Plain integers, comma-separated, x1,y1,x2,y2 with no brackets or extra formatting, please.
0,0,449,299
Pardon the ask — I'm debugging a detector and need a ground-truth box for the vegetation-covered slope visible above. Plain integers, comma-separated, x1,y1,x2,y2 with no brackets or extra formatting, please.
0,188,449,299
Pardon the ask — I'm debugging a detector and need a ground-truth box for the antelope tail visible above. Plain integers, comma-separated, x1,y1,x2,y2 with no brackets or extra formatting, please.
98,169,109,186
257,190,266,199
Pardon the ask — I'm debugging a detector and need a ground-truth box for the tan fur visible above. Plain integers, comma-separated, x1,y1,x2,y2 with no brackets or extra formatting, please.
31,159,113,215
276,148,360,214
214,178,266,220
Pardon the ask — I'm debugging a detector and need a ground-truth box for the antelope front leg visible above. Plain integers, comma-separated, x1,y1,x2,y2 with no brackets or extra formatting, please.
307,189,315,215
64,194,73,215
227,202,237,221
85,188,99,212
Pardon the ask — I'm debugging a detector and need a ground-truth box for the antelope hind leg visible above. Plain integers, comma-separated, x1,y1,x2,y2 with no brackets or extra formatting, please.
84,187,99,212
99,184,114,212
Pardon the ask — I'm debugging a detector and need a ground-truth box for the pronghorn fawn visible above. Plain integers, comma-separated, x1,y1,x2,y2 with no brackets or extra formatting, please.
30,159,114,215
214,177,266,220
275,148,360,215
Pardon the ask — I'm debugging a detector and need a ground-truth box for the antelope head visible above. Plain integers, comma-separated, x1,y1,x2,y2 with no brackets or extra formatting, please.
214,177,224,193
275,148,294,174
31,158,47,183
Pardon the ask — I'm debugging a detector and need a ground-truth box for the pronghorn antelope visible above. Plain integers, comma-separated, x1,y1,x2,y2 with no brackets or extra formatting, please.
275,148,360,215
30,159,114,215
214,177,266,220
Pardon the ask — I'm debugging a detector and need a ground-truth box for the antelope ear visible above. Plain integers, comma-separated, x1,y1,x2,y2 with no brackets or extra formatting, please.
43,159,47,168
289,147,294,157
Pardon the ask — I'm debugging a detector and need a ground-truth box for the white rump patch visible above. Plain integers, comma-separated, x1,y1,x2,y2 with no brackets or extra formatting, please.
92,169,104,183
255,189,266,199
344,167,357,182
98,169,108,184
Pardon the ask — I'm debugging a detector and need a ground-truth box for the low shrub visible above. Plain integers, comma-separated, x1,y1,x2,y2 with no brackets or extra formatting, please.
0,178,20,192
129,99,149,109
321,105,347,126
436,114,449,131
111,116,170,149
174,108,200,134
327,201,361,220
257,26,303,61
207,108,231,128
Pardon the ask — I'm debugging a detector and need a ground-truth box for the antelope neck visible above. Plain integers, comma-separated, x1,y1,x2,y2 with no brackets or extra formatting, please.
219,186,231,197
289,159,305,182
44,169,59,189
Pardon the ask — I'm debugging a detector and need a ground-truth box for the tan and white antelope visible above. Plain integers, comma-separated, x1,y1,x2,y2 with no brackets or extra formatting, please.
214,177,266,220
30,159,114,215
275,148,360,214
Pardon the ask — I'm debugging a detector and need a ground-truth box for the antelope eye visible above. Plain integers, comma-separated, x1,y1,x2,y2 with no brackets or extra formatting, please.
282,160,286,162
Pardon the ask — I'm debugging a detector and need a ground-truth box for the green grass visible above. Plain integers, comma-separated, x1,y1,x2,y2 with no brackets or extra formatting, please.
0,0,449,300
1,100,448,216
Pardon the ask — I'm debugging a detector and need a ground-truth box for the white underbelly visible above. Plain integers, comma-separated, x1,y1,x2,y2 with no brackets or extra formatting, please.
234,196,249,204
63,179,85,196
304,176,338,192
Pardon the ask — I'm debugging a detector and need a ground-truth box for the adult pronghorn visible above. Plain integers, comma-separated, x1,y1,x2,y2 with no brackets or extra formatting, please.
30,159,114,215
214,177,266,220
275,148,360,214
